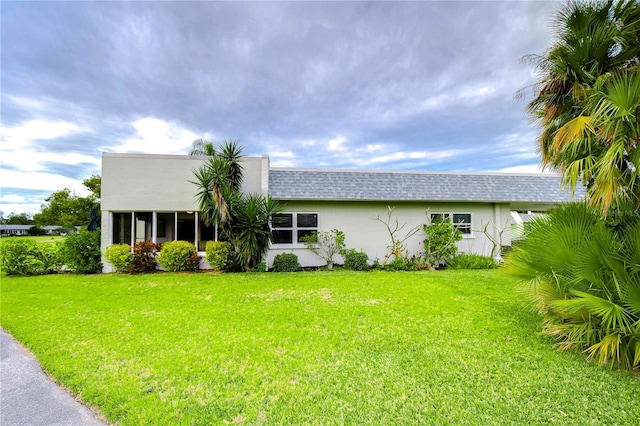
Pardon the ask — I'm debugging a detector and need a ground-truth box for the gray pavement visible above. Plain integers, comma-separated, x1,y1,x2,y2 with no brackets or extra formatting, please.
0,330,108,426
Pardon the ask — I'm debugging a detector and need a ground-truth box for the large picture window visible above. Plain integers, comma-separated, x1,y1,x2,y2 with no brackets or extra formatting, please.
272,213,319,244
430,212,472,235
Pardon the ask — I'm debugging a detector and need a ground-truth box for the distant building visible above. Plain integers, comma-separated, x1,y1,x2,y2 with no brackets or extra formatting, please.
42,225,64,235
0,224,33,236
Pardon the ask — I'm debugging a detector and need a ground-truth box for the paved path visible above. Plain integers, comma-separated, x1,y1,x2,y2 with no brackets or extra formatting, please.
0,330,108,426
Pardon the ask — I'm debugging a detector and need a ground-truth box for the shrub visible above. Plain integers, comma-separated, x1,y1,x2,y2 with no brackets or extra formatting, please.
251,261,267,273
0,239,45,275
39,242,64,274
506,202,640,370
423,216,462,269
158,241,200,272
448,254,498,270
61,230,102,274
386,256,413,271
104,244,133,273
342,249,369,271
273,253,300,272
130,240,160,273
28,225,47,236
205,241,237,271
301,229,345,270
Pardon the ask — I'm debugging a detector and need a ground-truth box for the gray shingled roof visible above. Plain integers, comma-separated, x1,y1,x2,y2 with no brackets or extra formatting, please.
269,169,586,203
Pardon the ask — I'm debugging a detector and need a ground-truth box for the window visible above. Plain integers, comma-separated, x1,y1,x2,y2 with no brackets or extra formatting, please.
431,212,472,235
177,212,195,243
156,213,175,243
272,213,319,244
112,213,132,244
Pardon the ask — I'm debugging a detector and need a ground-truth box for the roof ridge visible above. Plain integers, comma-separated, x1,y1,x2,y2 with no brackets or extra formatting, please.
269,167,558,178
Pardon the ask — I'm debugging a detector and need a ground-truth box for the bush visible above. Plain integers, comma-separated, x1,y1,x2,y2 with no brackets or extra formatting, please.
158,241,200,272
448,254,498,270
29,225,47,236
301,229,345,270
39,242,64,273
205,241,237,271
61,230,102,274
342,249,369,271
130,241,160,273
104,244,133,273
251,261,267,273
272,253,300,272
506,202,640,369
0,239,45,275
423,216,462,269
386,256,413,271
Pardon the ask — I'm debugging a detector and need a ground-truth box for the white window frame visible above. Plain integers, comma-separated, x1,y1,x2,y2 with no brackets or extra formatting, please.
429,211,473,237
271,212,319,247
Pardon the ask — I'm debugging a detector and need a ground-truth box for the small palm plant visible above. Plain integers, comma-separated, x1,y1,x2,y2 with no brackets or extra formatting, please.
191,140,282,271
507,203,640,370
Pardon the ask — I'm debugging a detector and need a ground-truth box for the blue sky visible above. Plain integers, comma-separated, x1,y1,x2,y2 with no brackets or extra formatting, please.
0,1,560,215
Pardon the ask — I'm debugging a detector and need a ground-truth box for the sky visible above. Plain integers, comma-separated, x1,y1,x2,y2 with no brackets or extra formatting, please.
0,0,561,216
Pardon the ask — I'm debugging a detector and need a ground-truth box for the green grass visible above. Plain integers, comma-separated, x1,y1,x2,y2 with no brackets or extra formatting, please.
0,235,65,244
1,270,638,425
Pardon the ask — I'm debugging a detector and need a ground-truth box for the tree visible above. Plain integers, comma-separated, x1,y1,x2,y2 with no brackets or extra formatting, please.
524,0,640,212
191,140,244,233
188,138,217,156
301,229,346,270
5,213,32,225
83,174,101,199
192,141,283,271
511,1,640,371
228,194,283,271
34,175,100,228
422,214,462,270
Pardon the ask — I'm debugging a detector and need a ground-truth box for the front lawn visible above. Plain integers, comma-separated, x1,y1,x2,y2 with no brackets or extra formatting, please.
0,235,65,244
1,270,638,424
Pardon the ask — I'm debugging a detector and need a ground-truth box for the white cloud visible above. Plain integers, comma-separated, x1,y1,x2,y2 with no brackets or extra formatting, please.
1,150,100,173
365,144,385,153
108,118,206,155
7,96,46,111
0,119,88,151
353,149,460,167
499,164,550,174
326,135,348,152
0,202,42,215
0,169,91,195
270,150,295,158
271,159,296,168
0,194,25,203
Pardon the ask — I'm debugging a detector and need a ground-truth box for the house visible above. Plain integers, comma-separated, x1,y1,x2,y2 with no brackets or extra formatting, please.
0,224,33,236
100,153,584,271
43,225,64,235
510,211,546,241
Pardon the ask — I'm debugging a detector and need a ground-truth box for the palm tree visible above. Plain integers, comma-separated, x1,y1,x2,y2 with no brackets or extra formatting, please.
218,139,244,192
507,203,640,369
191,156,234,232
228,194,283,271
550,69,640,212
188,139,217,156
191,141,283,269
190,139,244,233
525,0,640,211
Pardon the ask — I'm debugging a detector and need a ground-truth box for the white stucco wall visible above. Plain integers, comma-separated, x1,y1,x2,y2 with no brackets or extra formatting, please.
102,153,268,212
100,153,269,271
100,153,515,271
266,201,512,268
